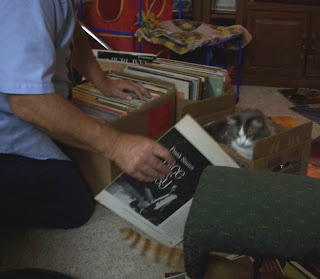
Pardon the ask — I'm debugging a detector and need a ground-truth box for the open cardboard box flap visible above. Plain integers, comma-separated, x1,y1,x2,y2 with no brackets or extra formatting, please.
176,86,236,121
253,121,313,159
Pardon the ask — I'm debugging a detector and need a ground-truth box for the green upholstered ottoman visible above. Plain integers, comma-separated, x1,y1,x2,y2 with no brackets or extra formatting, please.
183,166,320,279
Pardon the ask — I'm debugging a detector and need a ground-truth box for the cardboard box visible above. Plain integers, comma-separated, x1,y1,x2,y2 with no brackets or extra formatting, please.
205,116,313,176
64,91,176,196
98,59,237,125
175,85,237,123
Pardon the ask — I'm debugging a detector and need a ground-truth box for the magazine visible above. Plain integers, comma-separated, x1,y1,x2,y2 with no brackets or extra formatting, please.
289,104,320,123
95,114,239,246
278,88,320,106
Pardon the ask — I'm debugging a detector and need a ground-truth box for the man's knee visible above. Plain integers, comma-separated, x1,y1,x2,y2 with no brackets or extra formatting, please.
61,195,96,229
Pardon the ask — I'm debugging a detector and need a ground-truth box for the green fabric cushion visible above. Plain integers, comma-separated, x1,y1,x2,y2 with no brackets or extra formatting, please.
183,166,320,278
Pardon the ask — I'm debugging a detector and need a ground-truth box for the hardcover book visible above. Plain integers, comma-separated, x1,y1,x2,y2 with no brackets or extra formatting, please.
95,114,238,246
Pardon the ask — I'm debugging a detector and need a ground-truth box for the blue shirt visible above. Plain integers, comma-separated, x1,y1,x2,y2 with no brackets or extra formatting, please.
0,0,77,160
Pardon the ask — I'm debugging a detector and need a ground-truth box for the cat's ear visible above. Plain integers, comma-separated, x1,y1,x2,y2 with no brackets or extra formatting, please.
251,118,263,128
226,115,238,125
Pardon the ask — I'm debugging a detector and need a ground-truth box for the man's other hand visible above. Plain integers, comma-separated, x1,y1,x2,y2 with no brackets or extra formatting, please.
109,134,176,182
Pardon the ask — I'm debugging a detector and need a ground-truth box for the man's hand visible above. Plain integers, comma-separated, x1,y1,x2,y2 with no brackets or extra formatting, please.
8,93,175,182
109,133,176,182
97,78,152,101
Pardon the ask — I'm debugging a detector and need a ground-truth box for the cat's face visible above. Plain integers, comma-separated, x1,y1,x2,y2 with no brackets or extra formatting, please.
225,110,271,159
227,116,264,148
208,109,272,160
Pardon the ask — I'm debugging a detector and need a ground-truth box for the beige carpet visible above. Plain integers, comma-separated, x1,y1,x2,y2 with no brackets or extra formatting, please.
1,205,173,279
1,86,319,279
237,86,320,140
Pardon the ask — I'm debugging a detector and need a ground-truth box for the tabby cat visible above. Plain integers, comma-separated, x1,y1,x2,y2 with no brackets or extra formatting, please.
120,228,290,279
208,109,274,160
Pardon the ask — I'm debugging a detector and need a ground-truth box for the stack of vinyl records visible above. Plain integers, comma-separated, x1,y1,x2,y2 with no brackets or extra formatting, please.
72,72,175,123
124,58,228,100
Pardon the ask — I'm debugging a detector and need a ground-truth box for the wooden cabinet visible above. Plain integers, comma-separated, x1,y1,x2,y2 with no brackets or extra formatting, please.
172,0,238,25
240,2,320,88
306,14,320,77
172,0,202,21
244,11,309,76
172,0,320,88
205,0,238,25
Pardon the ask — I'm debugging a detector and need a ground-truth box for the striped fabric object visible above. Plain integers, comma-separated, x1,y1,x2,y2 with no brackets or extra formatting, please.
135,19,252,54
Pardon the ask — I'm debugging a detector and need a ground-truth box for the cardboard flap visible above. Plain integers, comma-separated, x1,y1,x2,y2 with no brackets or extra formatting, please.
110,92,175,138
177,91,236,120
110,110,149,135
195,108,235,126
136,91,175,113
253,121,313,159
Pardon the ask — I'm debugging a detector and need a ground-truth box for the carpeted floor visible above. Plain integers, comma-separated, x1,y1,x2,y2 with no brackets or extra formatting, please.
1,86,319,279
237,86,320,140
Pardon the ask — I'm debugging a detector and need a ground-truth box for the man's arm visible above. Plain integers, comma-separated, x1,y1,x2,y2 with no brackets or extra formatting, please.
8,93,175,182
71,22,151,100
